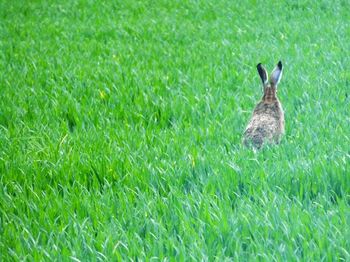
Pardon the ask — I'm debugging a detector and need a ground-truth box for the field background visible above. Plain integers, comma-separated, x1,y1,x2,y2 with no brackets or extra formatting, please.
1,0,350,260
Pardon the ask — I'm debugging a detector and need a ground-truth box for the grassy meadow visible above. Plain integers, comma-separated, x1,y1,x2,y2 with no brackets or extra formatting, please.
1,0,350,260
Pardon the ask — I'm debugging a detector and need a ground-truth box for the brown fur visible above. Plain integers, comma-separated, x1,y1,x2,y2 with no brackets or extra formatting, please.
243,62,284,149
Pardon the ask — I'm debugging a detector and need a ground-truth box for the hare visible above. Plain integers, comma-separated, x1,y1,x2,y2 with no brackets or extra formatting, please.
243,61,284,149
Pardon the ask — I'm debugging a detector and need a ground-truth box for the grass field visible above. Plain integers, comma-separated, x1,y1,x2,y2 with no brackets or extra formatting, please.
1,0,350,260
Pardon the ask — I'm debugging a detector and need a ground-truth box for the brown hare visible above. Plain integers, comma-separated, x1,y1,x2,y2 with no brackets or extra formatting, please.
243,61,284,149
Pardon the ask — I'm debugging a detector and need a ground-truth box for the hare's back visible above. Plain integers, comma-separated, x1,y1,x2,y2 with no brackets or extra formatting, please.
244,112,278,136
244,102,284,147
254,101,283,119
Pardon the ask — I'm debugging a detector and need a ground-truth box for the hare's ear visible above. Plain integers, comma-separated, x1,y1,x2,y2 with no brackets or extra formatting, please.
257,63,268,86
270,61,283,86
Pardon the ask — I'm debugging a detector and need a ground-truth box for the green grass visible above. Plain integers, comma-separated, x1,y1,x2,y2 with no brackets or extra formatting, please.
1,0,350,260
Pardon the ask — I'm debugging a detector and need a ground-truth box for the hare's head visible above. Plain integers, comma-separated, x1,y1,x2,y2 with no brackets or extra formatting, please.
257,61,283,103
